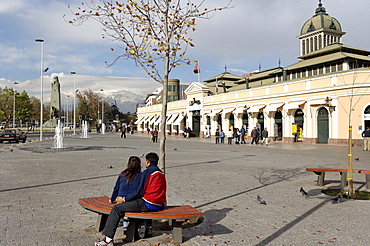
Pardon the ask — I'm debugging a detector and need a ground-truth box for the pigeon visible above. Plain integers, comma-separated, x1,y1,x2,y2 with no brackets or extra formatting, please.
300,187,308,196
10,149,13,152
107,165,114,169
140,154,144,157
355,158,360,161
174,148,177,150
257,195,267,205
331,194,342,203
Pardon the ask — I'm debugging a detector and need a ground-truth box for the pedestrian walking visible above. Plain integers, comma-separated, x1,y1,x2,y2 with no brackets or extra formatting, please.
362,126,370,151
240,126,246,144
215,129,220,144
151,128,158,143
251,127,258,145
120,125,126,138
262,127,269,146
220,129,225,144
234,128,240,145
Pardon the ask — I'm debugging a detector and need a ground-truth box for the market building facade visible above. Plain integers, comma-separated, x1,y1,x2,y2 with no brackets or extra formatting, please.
136,1,370,146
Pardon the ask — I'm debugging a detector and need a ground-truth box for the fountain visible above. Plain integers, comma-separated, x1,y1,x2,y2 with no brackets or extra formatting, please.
53,120,64,148
102,123,106,134
81,120,89,138
23,119,91,153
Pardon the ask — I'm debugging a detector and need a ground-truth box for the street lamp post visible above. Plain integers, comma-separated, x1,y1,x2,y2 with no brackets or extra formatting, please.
13,82,18,128
100,89,105,134
66,95,70,127
35,39,44,141
71,71,76,134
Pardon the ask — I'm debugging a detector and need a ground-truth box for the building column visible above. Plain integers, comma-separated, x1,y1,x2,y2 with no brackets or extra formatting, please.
282,110,293,143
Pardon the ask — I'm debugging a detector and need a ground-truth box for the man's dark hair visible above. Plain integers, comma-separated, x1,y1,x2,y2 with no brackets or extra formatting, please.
146,152,159,165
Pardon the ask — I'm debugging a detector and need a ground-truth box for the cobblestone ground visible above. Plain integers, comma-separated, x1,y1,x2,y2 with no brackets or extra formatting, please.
0,132,369,246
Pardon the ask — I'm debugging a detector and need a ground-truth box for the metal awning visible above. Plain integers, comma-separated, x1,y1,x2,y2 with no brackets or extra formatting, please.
209,109,223,117
148,116,158,125
234,107,247,114
223,107,236,114
134,117,145,125
248,105,265,113
173,114,185,125
167,114,178,124
265,103,285,112
285,101,306,110
154,116,162,125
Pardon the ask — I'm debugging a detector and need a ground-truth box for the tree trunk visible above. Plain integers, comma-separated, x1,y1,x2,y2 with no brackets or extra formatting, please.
159,0,170,173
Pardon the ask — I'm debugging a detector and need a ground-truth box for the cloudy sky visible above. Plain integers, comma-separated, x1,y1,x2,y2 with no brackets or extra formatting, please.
0,0,369,101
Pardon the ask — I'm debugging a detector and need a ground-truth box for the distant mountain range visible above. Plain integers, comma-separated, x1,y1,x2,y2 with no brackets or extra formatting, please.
105,89,148,114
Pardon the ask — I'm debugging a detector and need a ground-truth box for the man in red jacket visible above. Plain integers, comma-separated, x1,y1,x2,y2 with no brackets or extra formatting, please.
95,152,166,246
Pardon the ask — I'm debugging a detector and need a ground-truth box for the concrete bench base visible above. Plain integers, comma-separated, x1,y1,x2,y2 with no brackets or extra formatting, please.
306,168,370,188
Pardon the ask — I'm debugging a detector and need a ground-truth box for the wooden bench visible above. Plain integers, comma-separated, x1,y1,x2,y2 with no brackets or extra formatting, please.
78,196,203,244
306,168,370,188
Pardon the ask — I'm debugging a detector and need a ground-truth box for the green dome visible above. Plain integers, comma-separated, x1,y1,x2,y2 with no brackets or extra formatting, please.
300,2,342,35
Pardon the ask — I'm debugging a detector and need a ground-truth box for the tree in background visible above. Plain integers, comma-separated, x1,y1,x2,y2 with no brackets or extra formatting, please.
76,89,113,126
0,87,34,128
67,0,231,172
77,98,91,123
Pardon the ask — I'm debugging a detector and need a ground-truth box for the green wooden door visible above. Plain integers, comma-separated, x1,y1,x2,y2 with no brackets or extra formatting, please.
317,107,329,143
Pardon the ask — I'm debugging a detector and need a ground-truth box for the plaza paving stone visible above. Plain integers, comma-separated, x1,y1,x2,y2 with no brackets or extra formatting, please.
0,132,369,245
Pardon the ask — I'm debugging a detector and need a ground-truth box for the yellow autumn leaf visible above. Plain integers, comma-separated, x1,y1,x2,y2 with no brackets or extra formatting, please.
129,50,135,54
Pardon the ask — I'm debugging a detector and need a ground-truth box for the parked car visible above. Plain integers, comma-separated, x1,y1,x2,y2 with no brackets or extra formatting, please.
0,128,27,143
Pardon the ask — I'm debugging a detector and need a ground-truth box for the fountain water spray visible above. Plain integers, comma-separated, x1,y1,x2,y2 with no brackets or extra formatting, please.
53,120,64,148
81,120,89,138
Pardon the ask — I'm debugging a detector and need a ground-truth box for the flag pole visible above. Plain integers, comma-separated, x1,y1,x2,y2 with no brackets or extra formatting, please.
198,60,201,83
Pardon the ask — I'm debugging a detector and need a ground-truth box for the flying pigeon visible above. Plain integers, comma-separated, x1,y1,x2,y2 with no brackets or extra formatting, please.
331,194,342,203
257,195,267,205
140,154,144,157
10,149,13,152
107,165,114,169
174,148,177,150
355,158,360,161
300,187,308,196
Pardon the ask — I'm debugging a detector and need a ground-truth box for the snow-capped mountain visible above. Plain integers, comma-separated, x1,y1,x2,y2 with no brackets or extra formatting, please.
106,89,148,113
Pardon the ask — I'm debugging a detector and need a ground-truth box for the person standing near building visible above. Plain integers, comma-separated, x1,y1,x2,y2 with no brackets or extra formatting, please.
215,129,220,144
220,129,225,144
233,128,240,145
227,129,233,145
262,128,269,146
362,126,370,151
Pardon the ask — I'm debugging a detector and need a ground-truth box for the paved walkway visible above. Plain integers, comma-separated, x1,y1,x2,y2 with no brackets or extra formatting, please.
0,132,369,245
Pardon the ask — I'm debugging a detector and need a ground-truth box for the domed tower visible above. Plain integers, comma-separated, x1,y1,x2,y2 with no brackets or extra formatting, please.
297,0,346,56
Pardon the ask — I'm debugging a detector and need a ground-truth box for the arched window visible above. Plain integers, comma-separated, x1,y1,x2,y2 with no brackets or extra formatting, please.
365,105,370,114
306,39,309,55
229,113,235,130
242,113,249,127
217,114,222,130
